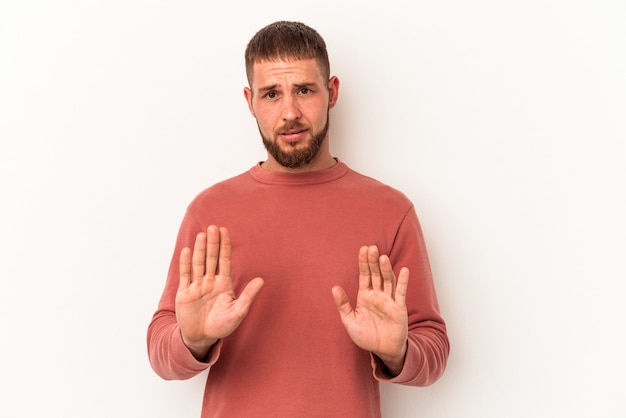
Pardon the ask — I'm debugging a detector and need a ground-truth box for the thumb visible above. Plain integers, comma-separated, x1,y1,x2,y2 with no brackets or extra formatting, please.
235,277,265,313
331,286,353,318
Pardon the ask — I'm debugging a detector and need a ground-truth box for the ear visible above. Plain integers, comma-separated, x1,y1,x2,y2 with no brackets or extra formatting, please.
243,87,255,117
328,76,340,109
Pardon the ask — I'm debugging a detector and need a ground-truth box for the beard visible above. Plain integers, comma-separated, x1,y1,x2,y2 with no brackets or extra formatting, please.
260,111,330,169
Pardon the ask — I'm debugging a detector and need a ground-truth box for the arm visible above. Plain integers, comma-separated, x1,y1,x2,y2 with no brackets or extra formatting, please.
147,224,264,379
332,207,449,385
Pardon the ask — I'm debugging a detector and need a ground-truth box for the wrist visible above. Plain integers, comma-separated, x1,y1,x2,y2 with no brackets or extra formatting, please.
375,341,408,377
182,334,218,362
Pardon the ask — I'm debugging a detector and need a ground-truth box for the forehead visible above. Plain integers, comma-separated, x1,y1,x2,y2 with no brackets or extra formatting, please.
250,58,325,88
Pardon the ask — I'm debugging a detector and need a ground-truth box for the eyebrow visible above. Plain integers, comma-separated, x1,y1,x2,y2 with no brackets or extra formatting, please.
294,82,317,89
257,84,278,94
257,82,318,93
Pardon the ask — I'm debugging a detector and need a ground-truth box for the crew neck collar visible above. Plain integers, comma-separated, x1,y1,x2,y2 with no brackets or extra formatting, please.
249,159,349,185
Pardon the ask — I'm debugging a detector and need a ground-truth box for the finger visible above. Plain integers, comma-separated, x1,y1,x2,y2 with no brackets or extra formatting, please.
395,267,410,307
179,247,192,290
331,285,354,318
191,232,207,281
379,254,397,297
358,246,371,291
204,225,220,278
234,277,265,315
368,245,383,290
217,227,231,278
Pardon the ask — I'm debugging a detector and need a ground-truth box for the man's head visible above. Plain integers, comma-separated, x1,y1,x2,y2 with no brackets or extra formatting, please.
245,21,330,88
244,22,339,172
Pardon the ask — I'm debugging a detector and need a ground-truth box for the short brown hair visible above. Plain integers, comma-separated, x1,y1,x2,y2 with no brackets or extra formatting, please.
245,21,330,86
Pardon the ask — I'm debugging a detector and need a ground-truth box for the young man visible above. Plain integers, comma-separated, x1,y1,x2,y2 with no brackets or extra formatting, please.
147,21,449,417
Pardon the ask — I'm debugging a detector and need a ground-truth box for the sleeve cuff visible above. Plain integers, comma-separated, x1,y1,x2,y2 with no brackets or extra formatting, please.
172,328,223,372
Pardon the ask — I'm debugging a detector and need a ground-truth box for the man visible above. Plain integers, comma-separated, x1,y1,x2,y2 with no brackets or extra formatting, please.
147,21,449,417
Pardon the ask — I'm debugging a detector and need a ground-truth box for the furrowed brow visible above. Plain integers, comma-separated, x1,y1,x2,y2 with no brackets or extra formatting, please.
257,84,278,94
294,82,317,90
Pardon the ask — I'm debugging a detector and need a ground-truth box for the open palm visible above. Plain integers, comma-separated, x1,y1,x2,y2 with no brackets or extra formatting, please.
332,245,409,371
176,226,264,359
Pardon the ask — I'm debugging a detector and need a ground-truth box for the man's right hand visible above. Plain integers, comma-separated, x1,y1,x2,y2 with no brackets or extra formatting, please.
175,225,264,361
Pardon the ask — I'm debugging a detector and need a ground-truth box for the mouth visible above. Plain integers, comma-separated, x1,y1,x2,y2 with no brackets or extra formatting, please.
278,129,308,143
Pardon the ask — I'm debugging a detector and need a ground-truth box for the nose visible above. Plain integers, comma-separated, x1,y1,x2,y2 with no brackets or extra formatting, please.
281,94,301,121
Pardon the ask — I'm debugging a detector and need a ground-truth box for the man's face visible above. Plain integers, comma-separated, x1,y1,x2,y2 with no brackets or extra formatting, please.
244,59,339,170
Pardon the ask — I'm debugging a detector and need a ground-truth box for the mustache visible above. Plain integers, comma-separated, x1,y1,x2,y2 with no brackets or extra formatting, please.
275,122,308,135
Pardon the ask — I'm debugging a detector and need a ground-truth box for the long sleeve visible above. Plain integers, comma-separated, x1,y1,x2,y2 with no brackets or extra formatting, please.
145,162,449,417
372,205,449,386
146,210,221,380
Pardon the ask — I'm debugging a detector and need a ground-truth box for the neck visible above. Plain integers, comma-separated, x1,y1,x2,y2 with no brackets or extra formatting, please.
262,153,337,173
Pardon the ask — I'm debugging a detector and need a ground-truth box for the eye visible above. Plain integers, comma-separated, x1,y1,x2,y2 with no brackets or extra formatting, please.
298,87,311,95
264,91,278,99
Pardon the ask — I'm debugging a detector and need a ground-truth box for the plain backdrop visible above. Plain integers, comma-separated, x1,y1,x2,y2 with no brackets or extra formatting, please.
1,1,625,417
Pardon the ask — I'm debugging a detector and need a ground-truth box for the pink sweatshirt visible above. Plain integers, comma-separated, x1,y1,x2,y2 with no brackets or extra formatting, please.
147,161,449,417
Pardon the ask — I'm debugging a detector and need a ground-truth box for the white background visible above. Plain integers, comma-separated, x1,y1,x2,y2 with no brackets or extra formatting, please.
1,1,625,417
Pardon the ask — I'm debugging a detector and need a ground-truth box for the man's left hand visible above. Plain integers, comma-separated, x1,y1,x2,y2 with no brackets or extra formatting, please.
332,245,409,376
